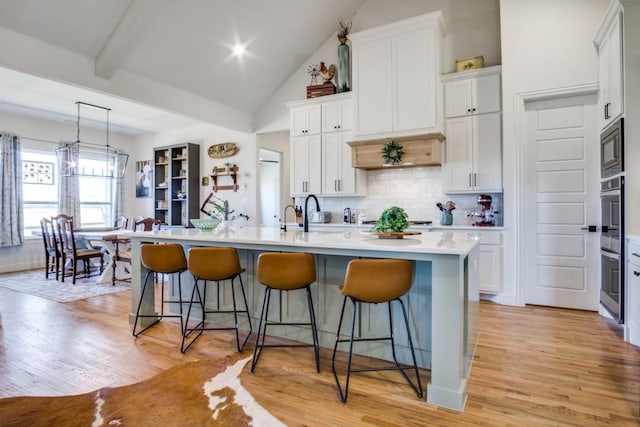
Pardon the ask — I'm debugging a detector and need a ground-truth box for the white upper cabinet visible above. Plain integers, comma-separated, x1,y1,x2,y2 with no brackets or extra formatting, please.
290,104,321,137
322,98,353,133
291,134,322,195
445,73,501,118
322,132,357,195
594,0,623,131
442,66,502,193
287,93,365,197
351,12,445,139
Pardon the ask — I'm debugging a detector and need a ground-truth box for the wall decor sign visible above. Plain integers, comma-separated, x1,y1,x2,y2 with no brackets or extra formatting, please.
207,142,239,159
135,160,152,198
23,161,54,185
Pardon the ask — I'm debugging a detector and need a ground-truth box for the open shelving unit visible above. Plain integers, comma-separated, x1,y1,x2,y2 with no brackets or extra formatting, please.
153,142,200,227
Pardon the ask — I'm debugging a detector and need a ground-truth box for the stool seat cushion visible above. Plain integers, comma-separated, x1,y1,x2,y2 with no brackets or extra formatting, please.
140,243,187,274
341,259,413,303
188,247,243,280
257,252,316,290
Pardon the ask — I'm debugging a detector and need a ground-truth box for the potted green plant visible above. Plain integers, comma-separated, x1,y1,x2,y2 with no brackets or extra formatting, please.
373,206,409,232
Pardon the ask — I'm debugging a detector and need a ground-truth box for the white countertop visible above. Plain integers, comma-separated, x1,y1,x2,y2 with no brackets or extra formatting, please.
131,226,478,256
287,222,504,231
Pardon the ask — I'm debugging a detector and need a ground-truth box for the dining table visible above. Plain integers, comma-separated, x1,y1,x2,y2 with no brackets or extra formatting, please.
74,228,132,284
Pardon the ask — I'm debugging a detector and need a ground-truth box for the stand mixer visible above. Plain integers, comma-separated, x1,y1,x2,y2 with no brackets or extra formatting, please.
468,194,496,226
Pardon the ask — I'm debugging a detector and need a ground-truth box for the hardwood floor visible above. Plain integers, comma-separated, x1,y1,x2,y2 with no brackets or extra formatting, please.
0,284,639,426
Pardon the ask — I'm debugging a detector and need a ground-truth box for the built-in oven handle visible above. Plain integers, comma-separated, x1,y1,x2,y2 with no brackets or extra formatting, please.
601,250,620,261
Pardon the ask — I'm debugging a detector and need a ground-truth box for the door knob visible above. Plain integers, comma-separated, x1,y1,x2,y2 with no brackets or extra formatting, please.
580,226,597,232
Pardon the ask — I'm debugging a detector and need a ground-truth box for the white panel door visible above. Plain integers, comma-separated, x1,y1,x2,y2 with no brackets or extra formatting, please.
524,94,599,310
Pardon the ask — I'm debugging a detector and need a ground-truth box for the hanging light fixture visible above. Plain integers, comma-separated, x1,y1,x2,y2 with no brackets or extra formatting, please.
56,101,129,178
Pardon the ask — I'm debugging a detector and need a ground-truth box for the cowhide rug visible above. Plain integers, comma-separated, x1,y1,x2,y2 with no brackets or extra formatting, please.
0,355,285,427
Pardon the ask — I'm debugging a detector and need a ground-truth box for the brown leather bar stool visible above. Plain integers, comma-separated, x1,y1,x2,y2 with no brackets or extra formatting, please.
132,243,188,341
331,258,423,402
251,252,320,373
181,247,252,353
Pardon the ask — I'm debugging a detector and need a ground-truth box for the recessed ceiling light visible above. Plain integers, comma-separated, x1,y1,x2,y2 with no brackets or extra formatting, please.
232,43,246,56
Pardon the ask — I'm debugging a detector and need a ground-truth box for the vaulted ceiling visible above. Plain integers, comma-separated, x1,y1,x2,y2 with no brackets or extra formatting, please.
0,0,365,134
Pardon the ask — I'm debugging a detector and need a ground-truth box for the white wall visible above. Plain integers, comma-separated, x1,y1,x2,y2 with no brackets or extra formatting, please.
131,124,256,226
499,0,609,305
0,110,134,272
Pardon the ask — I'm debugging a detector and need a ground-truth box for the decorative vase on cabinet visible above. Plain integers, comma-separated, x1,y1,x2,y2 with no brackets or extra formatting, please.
337,20,351,93
337,42,350,93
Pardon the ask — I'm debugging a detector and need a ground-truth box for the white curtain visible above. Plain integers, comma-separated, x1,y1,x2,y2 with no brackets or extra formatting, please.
0,132,24,247
57,143,81,221
112,175,125,224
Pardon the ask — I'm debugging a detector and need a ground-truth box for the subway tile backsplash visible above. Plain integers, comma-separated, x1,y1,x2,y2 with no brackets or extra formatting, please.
293,167,503,226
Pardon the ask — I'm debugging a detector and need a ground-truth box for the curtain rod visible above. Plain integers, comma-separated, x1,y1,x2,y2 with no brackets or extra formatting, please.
19,136,119,149
18,136,61,145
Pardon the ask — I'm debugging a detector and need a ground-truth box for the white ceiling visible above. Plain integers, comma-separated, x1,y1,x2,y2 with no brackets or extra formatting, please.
0,0,365,134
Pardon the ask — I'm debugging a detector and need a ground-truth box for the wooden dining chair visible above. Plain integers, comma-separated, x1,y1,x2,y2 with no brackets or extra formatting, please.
114,215,128,230
56,216,105,284
133,217,162,231
132,217,163,282
131,216,144,231
50,214,73,272
40,217,60,280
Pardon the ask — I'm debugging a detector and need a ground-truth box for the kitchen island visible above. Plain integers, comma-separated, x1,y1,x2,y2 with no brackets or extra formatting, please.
129,226,479,411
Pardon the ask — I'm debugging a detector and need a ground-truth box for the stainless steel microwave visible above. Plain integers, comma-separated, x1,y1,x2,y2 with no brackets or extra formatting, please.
601,118,623,178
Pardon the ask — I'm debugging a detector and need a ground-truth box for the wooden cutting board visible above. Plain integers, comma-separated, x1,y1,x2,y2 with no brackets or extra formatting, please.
370,231,422,239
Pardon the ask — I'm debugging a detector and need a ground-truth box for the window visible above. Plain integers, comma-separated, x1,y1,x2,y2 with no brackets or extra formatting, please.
22,151,58,236
22,149,115,235
77,157,115,228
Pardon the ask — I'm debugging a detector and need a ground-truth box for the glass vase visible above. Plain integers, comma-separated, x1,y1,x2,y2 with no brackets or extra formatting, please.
337,42,350,93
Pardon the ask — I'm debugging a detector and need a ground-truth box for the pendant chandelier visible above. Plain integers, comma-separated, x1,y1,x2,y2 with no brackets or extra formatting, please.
56,101,129,178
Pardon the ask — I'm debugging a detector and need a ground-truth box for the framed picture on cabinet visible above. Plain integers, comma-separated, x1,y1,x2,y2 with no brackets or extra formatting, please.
135,160,152,198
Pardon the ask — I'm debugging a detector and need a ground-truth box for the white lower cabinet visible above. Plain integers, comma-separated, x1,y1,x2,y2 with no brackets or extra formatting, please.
626,239,640,346
478,232,503,294
430,227,503,294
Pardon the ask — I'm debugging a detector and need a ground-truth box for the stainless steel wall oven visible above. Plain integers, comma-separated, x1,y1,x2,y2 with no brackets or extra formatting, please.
601,118,623,178
600,175,624,322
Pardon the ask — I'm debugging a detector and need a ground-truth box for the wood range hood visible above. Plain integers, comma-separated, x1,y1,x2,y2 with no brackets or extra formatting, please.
347,132,445,170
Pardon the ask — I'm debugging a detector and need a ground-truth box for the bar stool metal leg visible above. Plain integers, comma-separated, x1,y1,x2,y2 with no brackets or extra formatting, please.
133,270,186,337
331,295,423,403
306,286,321,372
132,270,160,336
251,251,318,373
251,286,271,372
332,295,357,402
181,274,252,354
